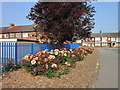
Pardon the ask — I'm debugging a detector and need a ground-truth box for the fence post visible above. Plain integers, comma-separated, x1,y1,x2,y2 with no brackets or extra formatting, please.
1,42,3,66
15,43,17,64
31,43,34,54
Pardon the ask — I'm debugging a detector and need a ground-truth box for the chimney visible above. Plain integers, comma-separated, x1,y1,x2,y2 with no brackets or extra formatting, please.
10,23,15,27
99,30,102,33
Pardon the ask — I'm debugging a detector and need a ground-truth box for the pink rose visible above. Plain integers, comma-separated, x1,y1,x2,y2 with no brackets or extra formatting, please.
51,63,57,68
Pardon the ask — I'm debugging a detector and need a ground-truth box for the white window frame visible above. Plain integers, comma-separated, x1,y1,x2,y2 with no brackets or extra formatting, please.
102,42,107,46
95,37,100,41
23,33,28,37
4,34,8,38
118,38,120,42
102,37,107,42
111,37,116,41
0,34,2,38
116,38,119,42
85,38,89,41
31,33,36,37
16,33,19,37
95,42,101,46
82,42,88,46
10,34,14,37
108,37,111,40
92,38,94,41
76,40,81,43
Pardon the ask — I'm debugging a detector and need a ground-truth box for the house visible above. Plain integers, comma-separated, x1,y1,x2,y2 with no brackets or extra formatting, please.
0,24,36,40
81,31,120,48
0,24,51,43
0,24,120,47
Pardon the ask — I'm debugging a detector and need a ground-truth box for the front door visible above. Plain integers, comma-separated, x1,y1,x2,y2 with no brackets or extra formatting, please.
108,43,112,48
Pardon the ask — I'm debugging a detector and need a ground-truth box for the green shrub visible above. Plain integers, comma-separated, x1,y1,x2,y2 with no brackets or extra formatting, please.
22,47,94,78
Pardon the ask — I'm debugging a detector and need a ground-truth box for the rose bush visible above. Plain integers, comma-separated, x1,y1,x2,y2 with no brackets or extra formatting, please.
2,59,21,72
22,47,94,78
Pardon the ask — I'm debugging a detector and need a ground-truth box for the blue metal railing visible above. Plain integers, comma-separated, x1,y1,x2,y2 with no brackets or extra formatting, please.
0,42,80,73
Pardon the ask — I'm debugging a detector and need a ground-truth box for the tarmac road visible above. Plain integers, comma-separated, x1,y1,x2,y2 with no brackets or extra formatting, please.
95,48,119,88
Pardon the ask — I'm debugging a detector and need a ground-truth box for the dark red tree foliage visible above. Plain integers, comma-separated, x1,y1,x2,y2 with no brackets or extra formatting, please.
27,2,95,44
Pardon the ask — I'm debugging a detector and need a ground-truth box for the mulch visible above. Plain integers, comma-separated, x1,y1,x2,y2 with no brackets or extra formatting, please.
1,49,99,88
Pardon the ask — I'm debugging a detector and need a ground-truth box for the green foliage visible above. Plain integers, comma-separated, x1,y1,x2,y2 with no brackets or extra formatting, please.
3,59,21,72
56,68,70,78
59,56,69,65
27,67,33,72
43,69,57,78
70,64,76,68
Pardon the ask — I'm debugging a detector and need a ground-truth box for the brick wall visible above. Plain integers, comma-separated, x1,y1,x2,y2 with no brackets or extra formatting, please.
0,32,38,41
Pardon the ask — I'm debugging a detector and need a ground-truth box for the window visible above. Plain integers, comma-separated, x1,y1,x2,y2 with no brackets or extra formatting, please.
0,34,2,38
95,37,100,41
85,38,89,41
38,33,42,36
102,37,107,41
88,43,91,46
91,43,95,47
31,33,36,37
116,38,118,41
82,42,88,46
95,42,100,46
76,40,81,43
118,38,120,42
102,42,107,46
23,33,28,37
108,37,111,40
10,34,14,37
111,38,116,41
16,34,19,37
116,42,120,46
92,38,94,41
4,34,8,38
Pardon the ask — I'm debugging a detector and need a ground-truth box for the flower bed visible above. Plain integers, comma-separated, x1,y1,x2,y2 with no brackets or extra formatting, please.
22,46,94,78
1,59,21,73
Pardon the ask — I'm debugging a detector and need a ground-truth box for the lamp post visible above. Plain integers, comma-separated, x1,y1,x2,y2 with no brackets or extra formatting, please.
99,31,102,47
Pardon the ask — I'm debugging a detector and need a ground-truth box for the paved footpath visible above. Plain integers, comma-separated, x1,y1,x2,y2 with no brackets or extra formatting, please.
95,48,119,88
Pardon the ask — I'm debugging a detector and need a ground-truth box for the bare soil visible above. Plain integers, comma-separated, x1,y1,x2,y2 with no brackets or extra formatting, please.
1,49,99,88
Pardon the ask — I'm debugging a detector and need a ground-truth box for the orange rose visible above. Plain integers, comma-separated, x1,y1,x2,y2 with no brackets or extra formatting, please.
33,57,39,60
45,64,48,69
48,55,55,59
44,58,48,62
41,55,46,57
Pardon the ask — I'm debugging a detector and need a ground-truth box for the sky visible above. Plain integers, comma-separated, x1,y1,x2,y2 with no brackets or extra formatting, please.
91,2,118,33
1,2,36,27
0,1,119,33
